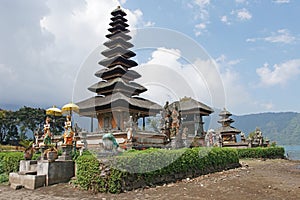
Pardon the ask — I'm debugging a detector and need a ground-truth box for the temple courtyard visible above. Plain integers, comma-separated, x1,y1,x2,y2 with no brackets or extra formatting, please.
1,159,299,200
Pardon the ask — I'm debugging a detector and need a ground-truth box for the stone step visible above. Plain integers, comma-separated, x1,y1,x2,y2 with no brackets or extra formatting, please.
18,170,37,175
10,183,23,190
9,172,46,190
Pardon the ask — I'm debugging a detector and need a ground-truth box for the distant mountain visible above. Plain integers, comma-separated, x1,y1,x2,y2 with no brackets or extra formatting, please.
232,112,300,145
204,111,300,145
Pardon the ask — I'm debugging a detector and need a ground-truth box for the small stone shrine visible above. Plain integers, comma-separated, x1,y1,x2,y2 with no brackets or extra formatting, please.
9,117,75,190
215,108,242,147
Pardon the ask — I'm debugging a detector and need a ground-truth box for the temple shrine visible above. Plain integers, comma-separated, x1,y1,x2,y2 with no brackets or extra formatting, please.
77,6,161,132
170,97,213,137
216,108,243,147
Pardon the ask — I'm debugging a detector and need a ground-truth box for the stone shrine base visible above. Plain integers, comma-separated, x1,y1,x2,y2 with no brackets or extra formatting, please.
9,159,74,190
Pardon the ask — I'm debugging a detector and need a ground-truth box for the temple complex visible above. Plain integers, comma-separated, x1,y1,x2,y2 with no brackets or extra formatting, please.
77,6,161,132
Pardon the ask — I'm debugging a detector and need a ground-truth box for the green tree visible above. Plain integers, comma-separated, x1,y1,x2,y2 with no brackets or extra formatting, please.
51,115,65,135
16,106,46,139
0,110,18,144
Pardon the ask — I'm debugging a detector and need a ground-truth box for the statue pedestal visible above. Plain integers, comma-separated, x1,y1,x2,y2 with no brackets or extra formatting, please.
40,145,49,160
57,145,73,161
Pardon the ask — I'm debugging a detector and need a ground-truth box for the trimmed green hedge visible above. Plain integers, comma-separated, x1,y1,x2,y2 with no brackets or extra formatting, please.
75,147,240,193
237,147,285,159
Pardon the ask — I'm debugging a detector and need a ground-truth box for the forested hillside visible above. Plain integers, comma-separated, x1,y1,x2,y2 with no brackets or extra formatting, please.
204,111,300,145
232,112,300,145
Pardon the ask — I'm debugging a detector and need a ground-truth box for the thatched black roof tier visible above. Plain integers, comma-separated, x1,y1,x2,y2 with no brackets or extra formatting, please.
88,77,147,96
218,118,234,124
109,19,129,28
101,45,136,59
104,37,133,48
105,30,130,39
170,97,213,116
108,25,129,33
219,109,232,117
111,6,126,16
110,15,128,22
215,126,241,135
77,92,162,117
95,65,141,81
98,55,138,68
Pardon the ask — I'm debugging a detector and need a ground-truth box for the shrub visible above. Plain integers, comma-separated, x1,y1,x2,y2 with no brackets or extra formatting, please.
75,147,240,194
0,152,24,183
75,154,107,193
237,147,285,159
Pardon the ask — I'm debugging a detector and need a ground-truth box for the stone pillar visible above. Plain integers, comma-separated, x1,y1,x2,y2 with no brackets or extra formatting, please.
142,116,145,131
90,116,93,132
81,132,87,150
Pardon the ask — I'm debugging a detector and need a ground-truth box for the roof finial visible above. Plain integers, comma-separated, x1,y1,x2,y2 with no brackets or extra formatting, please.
117,5,121,9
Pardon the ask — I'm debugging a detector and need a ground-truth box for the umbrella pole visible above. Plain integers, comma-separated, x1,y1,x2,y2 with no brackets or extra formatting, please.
90,116,93,132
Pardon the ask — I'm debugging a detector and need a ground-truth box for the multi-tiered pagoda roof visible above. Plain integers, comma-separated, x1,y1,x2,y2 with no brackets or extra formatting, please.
216,108,241,137
78,6,161,122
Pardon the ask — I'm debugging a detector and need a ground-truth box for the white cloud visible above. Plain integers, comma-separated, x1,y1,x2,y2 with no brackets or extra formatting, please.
135,47,221,107
0,0,143,107
191,1,210,20
144,21,155,27
135,48,251,113
265,29,296,44
247,29,296,44
256,59,300,87
260,102,274,110
220,15,230,25
194,0,210,7
189,0,211,36
236,8,252,20
194,22,208,36
273,0,290,4
120,0,127,4
235,0,246,3
216,54,241,67
195,23,206,29
214,55,251,113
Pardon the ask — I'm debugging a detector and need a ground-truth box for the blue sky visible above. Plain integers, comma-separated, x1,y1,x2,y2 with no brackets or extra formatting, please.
0,0,300,115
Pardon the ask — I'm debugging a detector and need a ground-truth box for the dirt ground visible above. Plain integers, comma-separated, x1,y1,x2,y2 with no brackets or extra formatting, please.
0,159,299,200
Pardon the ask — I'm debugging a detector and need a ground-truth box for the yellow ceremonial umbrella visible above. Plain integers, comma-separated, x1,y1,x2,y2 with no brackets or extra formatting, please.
46,106,62,135
62,102,79,116
46,105,62,116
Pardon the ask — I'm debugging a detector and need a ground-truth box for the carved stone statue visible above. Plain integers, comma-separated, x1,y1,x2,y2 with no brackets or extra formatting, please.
43,117,52,145
63,115,74,145
163,101,171,117
240,132,246,143
102,133,119,151
124,116,135,142
171,104,180,137
162,101,172,140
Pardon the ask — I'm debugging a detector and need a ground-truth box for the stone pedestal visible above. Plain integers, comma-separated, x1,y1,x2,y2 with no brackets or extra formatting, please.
57,145,73,161
37,160,75,186
40,145,48,160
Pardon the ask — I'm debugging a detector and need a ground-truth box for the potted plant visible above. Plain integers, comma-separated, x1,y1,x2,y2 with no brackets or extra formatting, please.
43,145,58,162
19,140,34,160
